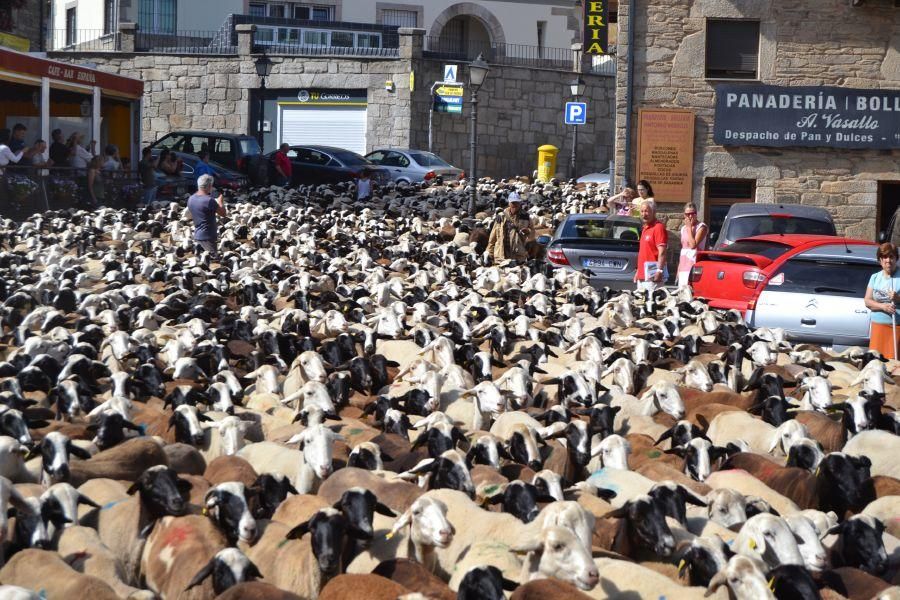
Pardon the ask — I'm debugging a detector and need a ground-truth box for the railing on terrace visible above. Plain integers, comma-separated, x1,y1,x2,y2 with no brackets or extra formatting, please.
49,29,120,51
0,166,141,219
591,49,616,77
135,30,236,54
424,36,572,70
233,14,399,56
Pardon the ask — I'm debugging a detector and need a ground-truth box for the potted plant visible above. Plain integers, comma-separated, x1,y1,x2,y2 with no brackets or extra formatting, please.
5,174,38,208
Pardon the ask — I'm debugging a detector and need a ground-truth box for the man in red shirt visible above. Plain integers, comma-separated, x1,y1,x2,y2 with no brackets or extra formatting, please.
635,198,668,292
273,143,292,187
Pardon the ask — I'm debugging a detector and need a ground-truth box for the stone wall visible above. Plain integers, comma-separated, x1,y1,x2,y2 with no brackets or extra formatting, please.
615,0,900,239
410,59,615,179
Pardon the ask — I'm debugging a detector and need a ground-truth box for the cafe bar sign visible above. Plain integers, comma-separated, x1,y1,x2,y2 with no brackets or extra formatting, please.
714,84,900,150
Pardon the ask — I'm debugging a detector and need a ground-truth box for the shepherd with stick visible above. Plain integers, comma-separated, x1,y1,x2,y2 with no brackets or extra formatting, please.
864,242,900,359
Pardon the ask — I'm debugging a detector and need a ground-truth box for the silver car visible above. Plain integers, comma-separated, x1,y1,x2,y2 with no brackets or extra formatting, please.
538,213,641,290
746,242,877,349
364,148,463,184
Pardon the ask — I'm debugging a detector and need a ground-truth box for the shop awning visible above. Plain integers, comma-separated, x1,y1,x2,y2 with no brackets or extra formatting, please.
0,48,142,98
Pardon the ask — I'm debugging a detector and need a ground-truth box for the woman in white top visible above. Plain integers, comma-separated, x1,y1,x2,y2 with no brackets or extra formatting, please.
0,129,23,171
68,133,95,169
676,202,708,287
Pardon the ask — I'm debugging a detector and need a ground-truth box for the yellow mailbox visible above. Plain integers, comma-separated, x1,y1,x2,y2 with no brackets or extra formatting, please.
537,145,558,182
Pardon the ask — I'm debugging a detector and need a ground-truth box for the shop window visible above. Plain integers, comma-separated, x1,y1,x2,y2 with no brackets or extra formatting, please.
139,0,176,33
381,9,418,28
705,178,756,245
65,8,77,46
705,19,759,79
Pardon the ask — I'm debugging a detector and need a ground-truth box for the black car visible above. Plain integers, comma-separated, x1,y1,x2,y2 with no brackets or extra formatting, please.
266,145,390,186
150,131,267,185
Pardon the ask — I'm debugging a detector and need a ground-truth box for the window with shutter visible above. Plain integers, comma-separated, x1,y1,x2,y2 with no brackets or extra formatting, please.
382,9,418,28
705,20,759,79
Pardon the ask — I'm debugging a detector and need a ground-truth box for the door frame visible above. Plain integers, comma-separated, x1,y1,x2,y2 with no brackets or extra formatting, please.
876,180,900,235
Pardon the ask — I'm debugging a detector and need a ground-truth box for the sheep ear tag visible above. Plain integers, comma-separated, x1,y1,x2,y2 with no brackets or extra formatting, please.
748,538,757,550
768,576,775,591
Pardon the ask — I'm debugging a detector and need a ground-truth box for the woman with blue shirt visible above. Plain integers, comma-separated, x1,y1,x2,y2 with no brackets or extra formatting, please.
864,242,900,359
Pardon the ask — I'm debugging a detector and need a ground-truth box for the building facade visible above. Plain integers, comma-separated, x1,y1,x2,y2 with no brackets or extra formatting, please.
49,0,591,52
0,0,46,51
614,0,900,240
49,26,616,179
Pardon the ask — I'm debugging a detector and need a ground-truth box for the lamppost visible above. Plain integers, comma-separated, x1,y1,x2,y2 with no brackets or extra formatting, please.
255,55,273,151
568,76,586,180
467,53,490,217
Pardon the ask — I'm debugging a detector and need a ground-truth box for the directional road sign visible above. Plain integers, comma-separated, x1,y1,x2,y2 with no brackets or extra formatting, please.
435,85,464,97
565,101,587,125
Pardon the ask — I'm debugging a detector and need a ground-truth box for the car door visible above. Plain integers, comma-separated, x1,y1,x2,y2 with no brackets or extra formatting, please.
751,254,874,346
383,151,414,182
210,137,235,170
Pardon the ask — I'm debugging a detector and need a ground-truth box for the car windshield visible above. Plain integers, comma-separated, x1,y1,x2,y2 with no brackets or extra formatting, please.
726,215,835,239
240,138,261,155
560,217,640,241
332,151,368,166
409,152,451,167
767,258,875,297
719,240,793,260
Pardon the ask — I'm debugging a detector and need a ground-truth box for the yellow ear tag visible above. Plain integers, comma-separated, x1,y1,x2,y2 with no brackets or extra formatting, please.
748,539,757,550
201,507,208,516
678,559,686,571
768,576,775,591
385,531,395,540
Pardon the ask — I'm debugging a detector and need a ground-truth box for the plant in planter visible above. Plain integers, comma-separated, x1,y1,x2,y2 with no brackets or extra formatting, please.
49,177,81,207
5,174,38,207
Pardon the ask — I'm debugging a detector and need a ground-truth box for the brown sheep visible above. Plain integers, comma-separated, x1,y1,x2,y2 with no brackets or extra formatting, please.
794,410,845,453
318,573,411,600
141,514,228,600
872,475,900,499
317,467,423,513
0,549,121,599
165,442,207,475
820,566,894,600
626,434,683,471
722,453,817,509
205,455,259,488
69,437,168,487
215,582,302,599
372,558,455,600
687,402,742,428
509,577,594,599
680,388,756,417
636,461,712,497
270,493,330,526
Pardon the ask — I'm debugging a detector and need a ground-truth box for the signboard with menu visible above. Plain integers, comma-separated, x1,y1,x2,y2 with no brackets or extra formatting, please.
636,108,695,203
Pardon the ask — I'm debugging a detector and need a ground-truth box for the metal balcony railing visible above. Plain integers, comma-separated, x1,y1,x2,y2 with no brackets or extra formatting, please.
135,30,236,54
49,29,120,51
424,36,573,71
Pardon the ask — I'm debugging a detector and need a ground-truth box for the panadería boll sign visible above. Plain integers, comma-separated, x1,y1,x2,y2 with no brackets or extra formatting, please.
714,84,900,149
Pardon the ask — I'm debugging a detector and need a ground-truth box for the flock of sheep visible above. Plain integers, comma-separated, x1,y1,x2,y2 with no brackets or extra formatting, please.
0,178,895,600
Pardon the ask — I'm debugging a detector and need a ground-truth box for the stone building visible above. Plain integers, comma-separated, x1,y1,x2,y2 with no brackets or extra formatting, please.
49,25,616,179
614,0,900,240
0,0,46,51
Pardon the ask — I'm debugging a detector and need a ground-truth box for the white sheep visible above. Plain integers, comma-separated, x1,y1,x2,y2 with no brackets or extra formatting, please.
842,430,900,478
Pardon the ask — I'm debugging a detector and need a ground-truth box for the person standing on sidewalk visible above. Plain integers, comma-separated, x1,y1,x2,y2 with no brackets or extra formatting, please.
272,143,292,187
139,147,158,207
634,198,668,292
49,129,69,167
187,173,226,256
676,202,708,287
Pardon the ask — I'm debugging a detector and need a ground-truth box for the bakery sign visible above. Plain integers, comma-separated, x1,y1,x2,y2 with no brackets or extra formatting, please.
714,84,900,149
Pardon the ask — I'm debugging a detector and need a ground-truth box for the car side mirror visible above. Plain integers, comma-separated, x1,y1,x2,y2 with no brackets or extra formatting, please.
708,230,719,245
878,230,888,244
536,235,551,246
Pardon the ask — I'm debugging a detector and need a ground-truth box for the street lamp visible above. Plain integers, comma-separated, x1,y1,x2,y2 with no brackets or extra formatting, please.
255,55,273,151
467,53,490,217
568,77,586,180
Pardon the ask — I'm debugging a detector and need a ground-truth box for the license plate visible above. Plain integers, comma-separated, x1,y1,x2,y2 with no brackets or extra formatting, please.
583,258,625,269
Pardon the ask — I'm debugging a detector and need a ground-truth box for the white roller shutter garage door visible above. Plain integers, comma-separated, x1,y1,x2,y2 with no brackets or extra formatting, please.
279,106,367,155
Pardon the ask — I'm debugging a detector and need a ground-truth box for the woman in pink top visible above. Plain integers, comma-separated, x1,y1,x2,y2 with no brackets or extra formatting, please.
677,202,708,287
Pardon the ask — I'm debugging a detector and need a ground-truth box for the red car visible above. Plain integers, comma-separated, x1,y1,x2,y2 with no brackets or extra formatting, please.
690,234,876,314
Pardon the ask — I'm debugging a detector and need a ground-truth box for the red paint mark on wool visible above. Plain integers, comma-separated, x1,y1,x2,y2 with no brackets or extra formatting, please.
161,523,192,547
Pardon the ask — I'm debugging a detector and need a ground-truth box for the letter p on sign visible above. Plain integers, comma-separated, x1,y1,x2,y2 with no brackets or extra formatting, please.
565,102,587,125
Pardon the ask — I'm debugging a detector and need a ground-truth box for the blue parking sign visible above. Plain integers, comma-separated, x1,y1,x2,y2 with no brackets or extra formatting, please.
565,102,587,125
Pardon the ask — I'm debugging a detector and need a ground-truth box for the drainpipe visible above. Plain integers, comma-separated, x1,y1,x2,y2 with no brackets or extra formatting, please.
622,0,636,185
